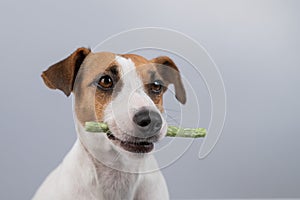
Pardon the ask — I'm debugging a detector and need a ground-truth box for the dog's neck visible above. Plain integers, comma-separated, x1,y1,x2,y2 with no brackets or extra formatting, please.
77,137,145,172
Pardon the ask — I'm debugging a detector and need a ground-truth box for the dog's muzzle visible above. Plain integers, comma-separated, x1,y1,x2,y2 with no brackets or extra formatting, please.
132,108,163,138
105,107,164,154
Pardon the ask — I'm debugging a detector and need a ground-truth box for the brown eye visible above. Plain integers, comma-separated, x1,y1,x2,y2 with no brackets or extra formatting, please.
97,75,113,90
150,80,163,94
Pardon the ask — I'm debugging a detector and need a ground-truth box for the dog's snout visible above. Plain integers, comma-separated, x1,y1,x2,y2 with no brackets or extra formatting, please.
133,109,162,136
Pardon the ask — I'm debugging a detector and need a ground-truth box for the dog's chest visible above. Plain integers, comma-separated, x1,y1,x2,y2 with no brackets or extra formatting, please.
97,167,140,200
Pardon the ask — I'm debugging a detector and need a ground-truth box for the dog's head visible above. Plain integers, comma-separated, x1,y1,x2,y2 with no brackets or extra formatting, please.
42,47,186,156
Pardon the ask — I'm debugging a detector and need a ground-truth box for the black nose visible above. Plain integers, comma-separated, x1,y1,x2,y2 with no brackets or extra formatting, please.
133,109,162,135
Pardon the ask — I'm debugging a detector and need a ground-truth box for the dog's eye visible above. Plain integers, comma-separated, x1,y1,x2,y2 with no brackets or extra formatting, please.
150,80,163,94
97,75,113,90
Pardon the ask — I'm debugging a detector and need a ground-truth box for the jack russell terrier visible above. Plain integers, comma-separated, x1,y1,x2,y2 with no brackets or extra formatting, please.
33,47,186,200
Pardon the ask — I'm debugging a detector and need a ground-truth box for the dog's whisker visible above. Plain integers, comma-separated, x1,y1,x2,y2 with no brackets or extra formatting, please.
165,114,181,126
164,108,181,113
164,113,180,120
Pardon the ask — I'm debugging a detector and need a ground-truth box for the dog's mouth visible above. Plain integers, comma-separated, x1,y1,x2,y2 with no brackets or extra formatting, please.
107,132,154,153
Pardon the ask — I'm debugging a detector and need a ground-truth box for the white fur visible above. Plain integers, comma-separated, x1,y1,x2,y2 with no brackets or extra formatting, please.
33,56,169,200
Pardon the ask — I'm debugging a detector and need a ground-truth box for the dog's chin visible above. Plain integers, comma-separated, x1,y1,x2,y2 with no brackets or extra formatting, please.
106,131,162,154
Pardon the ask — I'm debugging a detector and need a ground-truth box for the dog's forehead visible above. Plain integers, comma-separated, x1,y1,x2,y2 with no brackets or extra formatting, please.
81,52,117,72
120,54,159,80
83,52,156,70
120,54,149,66
79,52,158,81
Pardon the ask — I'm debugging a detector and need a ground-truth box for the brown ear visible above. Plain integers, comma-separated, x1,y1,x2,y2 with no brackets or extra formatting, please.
41,47,91,96
151,56,186,104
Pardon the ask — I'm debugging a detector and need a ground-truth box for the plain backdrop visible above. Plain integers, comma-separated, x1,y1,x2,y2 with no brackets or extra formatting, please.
1,0,300,199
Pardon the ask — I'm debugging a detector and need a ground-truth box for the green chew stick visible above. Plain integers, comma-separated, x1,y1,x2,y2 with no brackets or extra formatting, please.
85,122,206,138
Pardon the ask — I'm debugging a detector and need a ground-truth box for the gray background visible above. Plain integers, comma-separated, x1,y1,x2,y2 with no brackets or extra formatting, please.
1,0,299,199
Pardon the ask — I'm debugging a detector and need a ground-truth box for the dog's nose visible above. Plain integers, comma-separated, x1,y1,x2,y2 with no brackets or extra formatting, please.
133,109,162,136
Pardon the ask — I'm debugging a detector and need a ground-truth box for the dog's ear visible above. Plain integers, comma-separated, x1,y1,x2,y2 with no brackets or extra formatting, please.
151,56,186,104
41,47,91,96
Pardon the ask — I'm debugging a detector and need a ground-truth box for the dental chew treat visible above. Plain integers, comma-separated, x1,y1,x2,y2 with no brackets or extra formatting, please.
85,122,206,138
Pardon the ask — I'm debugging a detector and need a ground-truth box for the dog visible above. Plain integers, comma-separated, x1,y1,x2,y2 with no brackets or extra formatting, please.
33,47,186,200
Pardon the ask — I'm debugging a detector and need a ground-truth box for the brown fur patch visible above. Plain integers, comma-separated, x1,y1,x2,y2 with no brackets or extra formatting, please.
73,52,119,125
